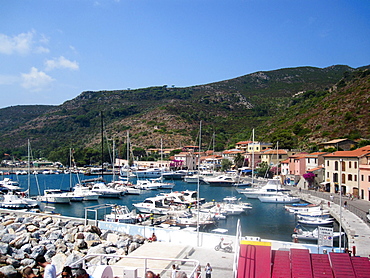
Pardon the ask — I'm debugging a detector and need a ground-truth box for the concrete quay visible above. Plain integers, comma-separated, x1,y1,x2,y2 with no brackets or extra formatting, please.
291,188,370,257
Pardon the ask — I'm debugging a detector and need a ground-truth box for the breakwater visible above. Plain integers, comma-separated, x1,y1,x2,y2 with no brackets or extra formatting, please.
0,209,147,278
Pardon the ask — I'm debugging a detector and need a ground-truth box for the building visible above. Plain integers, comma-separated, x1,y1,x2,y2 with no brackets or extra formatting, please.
235,141,252,152
323,145,370,198
318,138,356,151
260,149,288,166
359,154,370,201
247,142,273,153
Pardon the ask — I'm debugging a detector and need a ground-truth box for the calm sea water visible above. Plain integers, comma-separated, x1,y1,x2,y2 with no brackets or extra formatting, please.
7,173,340,243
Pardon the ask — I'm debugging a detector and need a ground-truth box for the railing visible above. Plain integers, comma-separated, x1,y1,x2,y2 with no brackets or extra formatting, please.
67,253,200,278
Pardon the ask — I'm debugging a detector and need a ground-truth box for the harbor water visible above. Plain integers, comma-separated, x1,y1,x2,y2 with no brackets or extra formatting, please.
5,173,342,244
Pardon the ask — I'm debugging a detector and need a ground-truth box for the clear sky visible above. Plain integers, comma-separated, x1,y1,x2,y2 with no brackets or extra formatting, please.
1,0,369,108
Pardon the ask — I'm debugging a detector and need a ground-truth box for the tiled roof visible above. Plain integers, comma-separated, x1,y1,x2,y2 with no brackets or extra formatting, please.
323,145,370,158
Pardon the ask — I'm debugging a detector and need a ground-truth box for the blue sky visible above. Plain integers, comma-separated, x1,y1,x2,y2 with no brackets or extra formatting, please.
1,0,369,108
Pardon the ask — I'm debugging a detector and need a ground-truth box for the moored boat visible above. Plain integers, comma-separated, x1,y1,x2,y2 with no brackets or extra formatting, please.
37,189,71,204
258,193,300,203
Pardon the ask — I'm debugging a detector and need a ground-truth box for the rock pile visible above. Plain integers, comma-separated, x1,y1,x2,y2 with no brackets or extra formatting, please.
0,212,147,278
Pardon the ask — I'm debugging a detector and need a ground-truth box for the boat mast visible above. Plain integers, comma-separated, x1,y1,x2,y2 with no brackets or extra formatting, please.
101,111,104,179
69,148,72,191
197,120,202,247
251,129,255,186
127,131,130,179
27,139,30,196
112,140,116,182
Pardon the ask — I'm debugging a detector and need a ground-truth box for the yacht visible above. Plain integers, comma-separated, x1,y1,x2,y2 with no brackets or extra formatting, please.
204,175,237,187
241,178,290,199
258,192,300,203
0,178,22,191
0,192,39,209
69,185,100,201
91,182,122,198
133,196,172,214
37,189,71,204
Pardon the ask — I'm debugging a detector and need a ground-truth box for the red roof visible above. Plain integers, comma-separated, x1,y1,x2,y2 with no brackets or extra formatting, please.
323,145,370,158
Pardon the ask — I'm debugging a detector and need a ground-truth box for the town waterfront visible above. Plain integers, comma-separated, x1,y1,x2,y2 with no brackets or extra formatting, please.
4,173,341,243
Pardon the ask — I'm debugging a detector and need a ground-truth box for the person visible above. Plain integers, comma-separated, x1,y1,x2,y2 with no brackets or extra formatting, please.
150,213,154,225
35,255,56,278
22,267,37,278
195,265,201,278
171,264,177,278
61,266,73,278
149,233,157,242
145,271,155,278
74,269,89,278
344,201,347,208
204,263,212,278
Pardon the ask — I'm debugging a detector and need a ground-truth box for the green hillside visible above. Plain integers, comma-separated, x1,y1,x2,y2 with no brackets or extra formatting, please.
0,65,369,164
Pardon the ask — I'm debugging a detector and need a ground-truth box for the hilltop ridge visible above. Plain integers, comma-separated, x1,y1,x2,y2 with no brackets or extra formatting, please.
0,64,369,162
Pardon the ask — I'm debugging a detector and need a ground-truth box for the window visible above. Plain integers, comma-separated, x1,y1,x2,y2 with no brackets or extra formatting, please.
342,161,345,171
361,175,364,181
333,173,338,182
327,160,329,167
335,161,338,171
354,162,357,169
348,174,352,181
349,161,352,168
354,175,357,182
342,174,346,183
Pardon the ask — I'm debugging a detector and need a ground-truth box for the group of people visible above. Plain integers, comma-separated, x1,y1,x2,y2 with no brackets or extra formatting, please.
22,255,90,278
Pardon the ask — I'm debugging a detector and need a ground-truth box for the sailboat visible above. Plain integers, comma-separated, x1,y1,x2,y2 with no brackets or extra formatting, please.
115,131,141,195
0,140,39,209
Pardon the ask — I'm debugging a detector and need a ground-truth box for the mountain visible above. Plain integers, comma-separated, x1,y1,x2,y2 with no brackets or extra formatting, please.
0,64,369,163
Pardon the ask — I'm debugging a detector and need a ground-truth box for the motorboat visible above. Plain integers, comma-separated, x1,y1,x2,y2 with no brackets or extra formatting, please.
134,168,163,179
37,189,71,204
0,178,22,191
0,192,39,209
222,196,252,211
161,170,187,180
204,175,237,187
241,178,290,198
297,211,331,219
135,180,159,190
133,196,172,214
104,205,150,224
284,203,322,214
69,185,100,201
297,217,334,226
184,174,205,183
91,182,122,198
150,177,175,189
292,225,344,241
164,211,217,230
159,190,205,206
258,193,300,203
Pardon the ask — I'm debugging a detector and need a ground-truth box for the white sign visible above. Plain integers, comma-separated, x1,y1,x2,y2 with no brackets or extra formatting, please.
318,226,334,247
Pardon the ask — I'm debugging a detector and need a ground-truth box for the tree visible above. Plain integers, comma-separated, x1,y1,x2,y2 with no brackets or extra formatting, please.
221,159,232,171
255,162,271,178
234,153,245,168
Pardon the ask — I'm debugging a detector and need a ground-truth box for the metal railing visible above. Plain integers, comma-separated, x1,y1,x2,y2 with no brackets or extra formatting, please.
66,253,200,278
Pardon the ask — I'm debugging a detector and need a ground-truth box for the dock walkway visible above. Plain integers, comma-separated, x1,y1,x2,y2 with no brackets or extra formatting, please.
290,187,370,257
